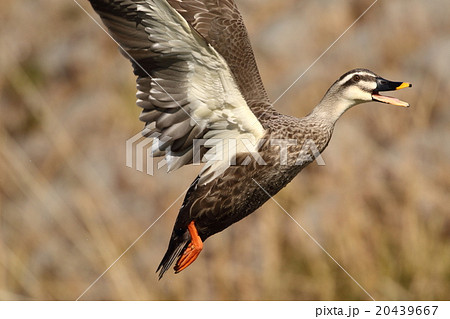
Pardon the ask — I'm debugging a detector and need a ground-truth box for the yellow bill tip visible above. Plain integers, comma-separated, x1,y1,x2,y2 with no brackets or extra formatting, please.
396,82,412,90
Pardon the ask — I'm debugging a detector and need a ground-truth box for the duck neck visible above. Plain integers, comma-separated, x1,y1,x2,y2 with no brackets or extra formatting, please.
307,94,356,127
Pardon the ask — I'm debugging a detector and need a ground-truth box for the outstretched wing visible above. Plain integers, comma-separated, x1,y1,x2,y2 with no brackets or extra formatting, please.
166,0,270,107
88,0,266,184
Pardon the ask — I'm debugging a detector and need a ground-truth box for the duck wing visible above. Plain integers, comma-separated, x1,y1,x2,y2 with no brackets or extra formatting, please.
88,0,267,184
166,0,270,107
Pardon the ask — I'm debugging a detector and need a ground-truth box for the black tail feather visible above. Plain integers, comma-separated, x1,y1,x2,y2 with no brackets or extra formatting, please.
156,233,189,279
157,176,200,279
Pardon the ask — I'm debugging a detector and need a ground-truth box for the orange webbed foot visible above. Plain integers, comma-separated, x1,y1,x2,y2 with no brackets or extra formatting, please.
174,221,203,273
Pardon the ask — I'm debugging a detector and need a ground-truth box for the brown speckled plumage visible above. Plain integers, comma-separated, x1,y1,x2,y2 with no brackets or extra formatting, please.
166,0,270,107
88,0,411,278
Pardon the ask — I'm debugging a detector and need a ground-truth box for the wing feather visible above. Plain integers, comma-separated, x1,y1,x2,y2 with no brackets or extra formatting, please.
89,0,266,184
166,0,271,110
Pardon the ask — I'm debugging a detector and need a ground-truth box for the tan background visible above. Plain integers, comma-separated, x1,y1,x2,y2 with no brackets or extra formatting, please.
0,0,449,300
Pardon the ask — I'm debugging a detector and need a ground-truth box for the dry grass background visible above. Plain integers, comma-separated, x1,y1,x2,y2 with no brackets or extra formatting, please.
0,0,449,300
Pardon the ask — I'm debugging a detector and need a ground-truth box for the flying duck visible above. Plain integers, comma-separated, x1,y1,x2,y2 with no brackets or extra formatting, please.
88,0,412,278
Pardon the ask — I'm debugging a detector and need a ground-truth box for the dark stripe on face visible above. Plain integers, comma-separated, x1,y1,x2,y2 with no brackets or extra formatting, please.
337,68,377,82
340,74,376,91
325,68,378,96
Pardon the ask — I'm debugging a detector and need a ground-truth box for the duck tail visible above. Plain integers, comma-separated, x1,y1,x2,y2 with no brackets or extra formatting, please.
157,176,201,279
156,232,190,279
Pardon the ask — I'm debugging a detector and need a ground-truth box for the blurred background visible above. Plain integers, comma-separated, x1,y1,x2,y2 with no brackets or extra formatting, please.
1,0,449,300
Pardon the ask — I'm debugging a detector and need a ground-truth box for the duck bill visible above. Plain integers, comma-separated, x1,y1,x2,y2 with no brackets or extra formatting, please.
372,77,412,107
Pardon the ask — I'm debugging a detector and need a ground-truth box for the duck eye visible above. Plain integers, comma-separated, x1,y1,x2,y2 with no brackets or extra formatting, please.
352,75,360,82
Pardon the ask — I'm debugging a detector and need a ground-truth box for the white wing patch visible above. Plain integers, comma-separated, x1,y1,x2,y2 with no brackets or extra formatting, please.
139,0,266,185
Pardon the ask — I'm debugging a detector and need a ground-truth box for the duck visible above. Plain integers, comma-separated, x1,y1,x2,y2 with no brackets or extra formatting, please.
88,0,411,278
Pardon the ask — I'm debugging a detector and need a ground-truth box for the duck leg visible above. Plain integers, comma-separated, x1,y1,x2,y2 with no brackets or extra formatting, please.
174,221,203,273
